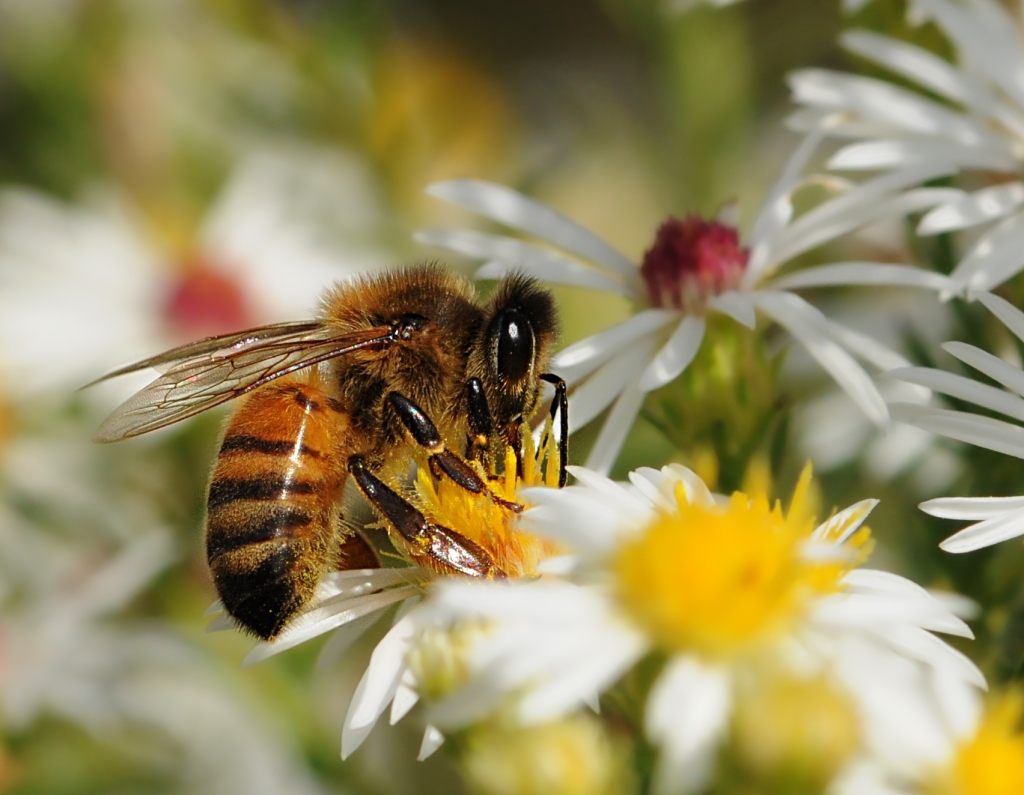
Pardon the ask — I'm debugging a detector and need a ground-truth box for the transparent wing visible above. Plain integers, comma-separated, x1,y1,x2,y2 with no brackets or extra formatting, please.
85,320,325,385
94,322,396,442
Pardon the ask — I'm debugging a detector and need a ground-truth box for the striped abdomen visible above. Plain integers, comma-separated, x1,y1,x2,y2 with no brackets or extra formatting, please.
207,381,350,640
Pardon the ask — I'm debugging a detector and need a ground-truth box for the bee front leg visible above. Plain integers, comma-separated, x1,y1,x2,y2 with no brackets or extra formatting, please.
386,391,522,513
464,377,493,468
539,373,568,488
348,456,504,579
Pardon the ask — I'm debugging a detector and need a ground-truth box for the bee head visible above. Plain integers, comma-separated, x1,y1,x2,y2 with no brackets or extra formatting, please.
472,274,558,439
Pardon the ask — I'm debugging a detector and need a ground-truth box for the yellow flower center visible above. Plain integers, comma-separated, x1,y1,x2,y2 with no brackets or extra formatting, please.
731,669,859,790
930,693,1024,795
462,714,633,795
614,465,872,658
412,422,562,578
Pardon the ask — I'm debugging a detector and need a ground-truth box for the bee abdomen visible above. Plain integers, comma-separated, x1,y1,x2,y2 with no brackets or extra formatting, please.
207,474,324,512
206,504,313,560
206,381,350,640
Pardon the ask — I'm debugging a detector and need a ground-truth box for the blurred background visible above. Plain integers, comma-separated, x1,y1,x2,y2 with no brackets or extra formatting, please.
0,1,989,793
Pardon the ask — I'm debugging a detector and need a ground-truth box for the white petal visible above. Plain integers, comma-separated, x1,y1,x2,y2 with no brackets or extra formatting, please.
425,180,637,279
566,337,658,435
647,657,731,795
976,290,1024,345
551,310,676,385
938,506,1024,553
827,321,911,372
827,138,1010,171
390,668,419,725
769,181,958,270
875,626,987,689
341,612,419,759
516,630,646,723
585,380,647,475
202,600,224,617
417,725,445,761
769,262,951,292
890,401,1024,459
890,366,1024,422
746,127,825,279
841,29,994,109
788,68,1005,148
754,291,888,427
942,341,1024,398
707,291,756,328
918,183,1024,235
814,593,972,638
414,229,636,296
317,610,388,671
920,495,1024,520
243,586,418,667
205,613,236,633
519,491,634,556
811,498,878,544
949,210,1024,294
638,316,706,392
914,0,1024,114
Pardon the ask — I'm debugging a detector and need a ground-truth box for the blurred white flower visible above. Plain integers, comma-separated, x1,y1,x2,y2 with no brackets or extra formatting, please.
419,464,983,794
0,146,389,404
830,681,1024,795
418,131,955,472
790,0,1024,299
889,291,1024,552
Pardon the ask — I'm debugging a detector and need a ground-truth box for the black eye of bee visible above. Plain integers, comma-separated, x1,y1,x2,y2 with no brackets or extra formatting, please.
493,309,535,383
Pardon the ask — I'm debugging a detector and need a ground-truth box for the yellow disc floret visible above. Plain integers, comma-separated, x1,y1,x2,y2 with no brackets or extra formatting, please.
928,692,1024,795
614,465,872,658
412,421,561,578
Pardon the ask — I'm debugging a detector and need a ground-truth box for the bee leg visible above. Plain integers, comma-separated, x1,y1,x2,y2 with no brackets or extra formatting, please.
387,391,523,513
464,377,493,468
539,373,568,488
348,455,505,579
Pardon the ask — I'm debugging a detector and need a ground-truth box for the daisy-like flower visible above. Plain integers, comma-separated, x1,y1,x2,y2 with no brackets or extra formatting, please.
888,291,1024,552
417,132,956,472
208,424,567,761
0,145,388,403
418,463,984,793
832,681,1024,795
789,0,1024,299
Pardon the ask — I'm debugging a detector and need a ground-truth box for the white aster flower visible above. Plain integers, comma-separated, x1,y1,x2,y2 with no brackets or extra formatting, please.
0,146,388,403
417,132,955,472
790,0,1024,299
830,679,1024,795
419,464,983,794
888,290,1024,552
210,429,567,762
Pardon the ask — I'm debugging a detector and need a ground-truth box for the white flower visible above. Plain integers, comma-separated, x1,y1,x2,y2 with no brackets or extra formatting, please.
418,464,983,794
0,146,388,404
789,0,1024,299
888,290,1024,552
417,131,956,472
212,430,569,761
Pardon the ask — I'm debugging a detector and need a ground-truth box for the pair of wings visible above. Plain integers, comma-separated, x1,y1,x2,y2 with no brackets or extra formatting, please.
89,320,399,443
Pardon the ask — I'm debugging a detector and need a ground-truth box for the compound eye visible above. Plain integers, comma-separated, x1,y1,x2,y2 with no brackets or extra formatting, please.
494,309,535,383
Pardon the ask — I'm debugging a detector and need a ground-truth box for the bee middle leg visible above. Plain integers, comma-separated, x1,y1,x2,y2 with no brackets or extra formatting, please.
386,391,522,512
348,455,505,579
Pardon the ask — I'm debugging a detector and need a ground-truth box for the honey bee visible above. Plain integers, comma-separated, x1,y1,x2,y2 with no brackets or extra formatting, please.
91,265,566,641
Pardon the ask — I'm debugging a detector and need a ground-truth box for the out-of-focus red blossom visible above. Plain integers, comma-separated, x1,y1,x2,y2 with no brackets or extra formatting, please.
163,259,254,340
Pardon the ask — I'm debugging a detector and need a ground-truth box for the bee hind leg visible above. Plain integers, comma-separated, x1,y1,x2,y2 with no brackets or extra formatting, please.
348,455,505,579
386,391,522,513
